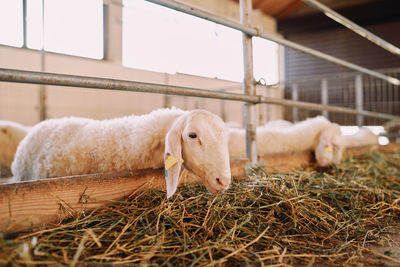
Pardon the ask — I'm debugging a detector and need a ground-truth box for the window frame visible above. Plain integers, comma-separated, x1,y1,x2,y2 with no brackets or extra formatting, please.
0,0,106,61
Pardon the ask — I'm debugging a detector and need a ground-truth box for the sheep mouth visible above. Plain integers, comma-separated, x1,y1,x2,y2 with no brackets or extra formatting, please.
201,177,220,194
203,179,229,194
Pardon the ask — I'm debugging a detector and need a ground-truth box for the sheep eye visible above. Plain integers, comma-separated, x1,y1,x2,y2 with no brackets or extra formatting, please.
188,132,197,139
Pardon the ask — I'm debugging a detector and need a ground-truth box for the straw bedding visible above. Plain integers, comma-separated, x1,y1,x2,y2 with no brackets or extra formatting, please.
1,149,400,266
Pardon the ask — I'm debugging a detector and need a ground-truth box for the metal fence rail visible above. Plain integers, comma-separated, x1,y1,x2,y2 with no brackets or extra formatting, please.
146,0,400,86
1,68,399,121
302,0,400,56
281,68,400,125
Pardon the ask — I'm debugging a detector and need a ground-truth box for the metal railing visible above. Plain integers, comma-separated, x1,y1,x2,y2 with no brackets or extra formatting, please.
302,0,400,56
1,68,398,122
147,0,399,86
1,0,400,165
281,68,400,125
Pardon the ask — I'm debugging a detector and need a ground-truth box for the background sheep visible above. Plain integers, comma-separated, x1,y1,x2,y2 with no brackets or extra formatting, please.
225,121,242,129
228,116,342,166
333,127,379,148
0,121,30,177
11,108,231,198
261,119,293,129
384,120,400,143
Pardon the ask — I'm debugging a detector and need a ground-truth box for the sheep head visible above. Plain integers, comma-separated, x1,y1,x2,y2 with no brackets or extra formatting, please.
164,110,231,198
315,123,344,167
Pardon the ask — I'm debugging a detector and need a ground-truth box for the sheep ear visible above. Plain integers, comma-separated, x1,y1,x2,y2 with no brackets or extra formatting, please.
164,118,185,198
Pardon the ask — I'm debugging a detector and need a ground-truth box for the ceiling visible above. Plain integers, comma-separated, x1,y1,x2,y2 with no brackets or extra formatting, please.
233,0,378,19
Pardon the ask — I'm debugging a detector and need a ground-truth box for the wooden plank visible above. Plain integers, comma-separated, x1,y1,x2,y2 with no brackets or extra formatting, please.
1,144,398,234
0,169,167,233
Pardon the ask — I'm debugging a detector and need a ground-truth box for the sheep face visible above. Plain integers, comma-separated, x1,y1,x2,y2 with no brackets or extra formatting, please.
164,110,231,198
315,124,343,167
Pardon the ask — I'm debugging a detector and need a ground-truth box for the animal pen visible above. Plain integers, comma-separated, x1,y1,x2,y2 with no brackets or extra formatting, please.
1,0,400,265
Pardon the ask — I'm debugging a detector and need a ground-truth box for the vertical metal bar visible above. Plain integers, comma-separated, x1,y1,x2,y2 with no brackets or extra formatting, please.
22,0,27,48
240,0,257,164
39,0,47,121
355,74,363,126
265,87,270,123
292,83,299,122
220,99,226,122
321,78,328,118
102,3,108,60
163,73,171,108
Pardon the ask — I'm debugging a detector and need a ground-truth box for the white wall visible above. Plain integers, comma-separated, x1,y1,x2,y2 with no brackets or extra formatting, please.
0,0,282,126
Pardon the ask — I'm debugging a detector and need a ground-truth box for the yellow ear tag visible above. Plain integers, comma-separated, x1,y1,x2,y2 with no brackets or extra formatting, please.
324,146,332,153
165,155,184,170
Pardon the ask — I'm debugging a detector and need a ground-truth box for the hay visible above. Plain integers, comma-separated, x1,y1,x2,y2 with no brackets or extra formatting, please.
1,149,400,266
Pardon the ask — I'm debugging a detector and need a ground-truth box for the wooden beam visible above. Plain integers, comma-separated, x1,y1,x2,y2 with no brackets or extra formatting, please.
275,0,303,19
2,145,397,234
257,0,295,17
0,151,312,234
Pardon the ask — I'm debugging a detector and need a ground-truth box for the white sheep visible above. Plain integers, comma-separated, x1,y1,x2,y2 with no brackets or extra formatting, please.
228,116,343,166
261,119,293,128
0,120,30,177
384,120,400,143
225,121,242,129
314,123,344,167
333,127,379,148
11,108,231,198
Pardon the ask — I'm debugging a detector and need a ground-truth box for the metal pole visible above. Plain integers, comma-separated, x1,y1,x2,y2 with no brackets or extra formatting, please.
0,68,259,103
321,78,328,118
302,0,400,56
240,0,257,164
39,0,47,121
292,84,299,122
145,0,400,86
265,87,270,122
163,73,171,108
1,68,399,121
22,0,27,48
355,74,364,126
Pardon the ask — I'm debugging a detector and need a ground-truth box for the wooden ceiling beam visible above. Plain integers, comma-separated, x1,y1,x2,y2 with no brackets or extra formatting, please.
275,0,304,19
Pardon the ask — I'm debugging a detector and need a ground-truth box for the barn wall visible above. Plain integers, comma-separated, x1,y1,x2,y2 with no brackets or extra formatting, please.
0,0,282,127
283,21,400,81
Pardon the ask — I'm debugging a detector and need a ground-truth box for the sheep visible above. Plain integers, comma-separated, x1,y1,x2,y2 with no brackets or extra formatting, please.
228,116,343,166
314,123,344,167
384,120,400,143
0,121,30,177
225,121,242,129
261,119,293,128
333,127,379,148
226,120,292,130
11,108,231,198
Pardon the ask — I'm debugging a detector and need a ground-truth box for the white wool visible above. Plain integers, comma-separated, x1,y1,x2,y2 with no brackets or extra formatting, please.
12,108,184,180
12,108,231,198
228,116,334,158
334,127,379,148
261,120,293,128
0,121,30,177
225,121,242,129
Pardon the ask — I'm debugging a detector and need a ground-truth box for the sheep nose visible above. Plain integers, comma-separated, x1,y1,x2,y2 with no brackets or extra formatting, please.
215,177,230,190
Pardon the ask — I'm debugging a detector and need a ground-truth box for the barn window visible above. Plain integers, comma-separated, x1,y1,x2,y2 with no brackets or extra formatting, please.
0,0,24,48
26,0,104,59
122,0,278,84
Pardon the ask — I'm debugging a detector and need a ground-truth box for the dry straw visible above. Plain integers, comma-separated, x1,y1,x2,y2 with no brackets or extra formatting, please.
1,149,400,266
